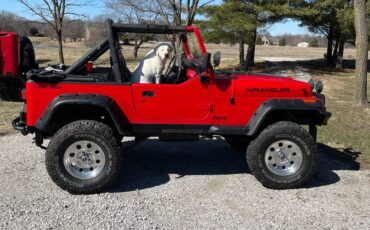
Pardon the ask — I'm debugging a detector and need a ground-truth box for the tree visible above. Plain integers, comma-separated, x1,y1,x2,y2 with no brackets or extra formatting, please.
256,36,263,45
297,0,354,68
309,38,319,47
200,1,258,68
63,19,85,42
279,38,286,46
29,27,39,36
114,0,214,59
353,0,368,106
201,0,289,69
105,0,158,59
17,0,89,64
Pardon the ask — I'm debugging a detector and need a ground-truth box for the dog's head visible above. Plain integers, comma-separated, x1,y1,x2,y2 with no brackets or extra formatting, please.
155,43,173,61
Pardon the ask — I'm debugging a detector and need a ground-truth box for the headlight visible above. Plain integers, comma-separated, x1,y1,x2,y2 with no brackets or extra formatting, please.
315,81,323,94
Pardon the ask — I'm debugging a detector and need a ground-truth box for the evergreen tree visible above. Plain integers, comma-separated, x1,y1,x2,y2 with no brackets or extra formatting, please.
201,0,288,69
200,1,258,69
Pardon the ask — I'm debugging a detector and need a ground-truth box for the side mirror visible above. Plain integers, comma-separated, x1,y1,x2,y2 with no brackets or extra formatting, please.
195,53,211,74
213,51,221,68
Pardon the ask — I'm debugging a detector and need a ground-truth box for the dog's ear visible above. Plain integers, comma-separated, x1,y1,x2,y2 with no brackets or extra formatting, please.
155,46,162,57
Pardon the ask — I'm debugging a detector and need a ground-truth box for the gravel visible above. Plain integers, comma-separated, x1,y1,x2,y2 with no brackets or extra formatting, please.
0,134,369,229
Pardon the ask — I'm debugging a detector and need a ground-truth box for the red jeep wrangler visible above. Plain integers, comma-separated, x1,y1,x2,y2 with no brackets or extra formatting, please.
12,19,331,194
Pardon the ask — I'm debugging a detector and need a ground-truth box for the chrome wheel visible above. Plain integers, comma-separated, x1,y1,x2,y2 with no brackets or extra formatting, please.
264,140,303,176
63,140,106,180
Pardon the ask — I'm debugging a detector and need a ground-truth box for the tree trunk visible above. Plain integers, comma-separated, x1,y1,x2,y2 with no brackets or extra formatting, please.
246,29,257,68
133,46,139,59
332,39,339,62
239,37,245,68
353,0,368,106
336,40,345,69
326,25,334,65
57,30,65,64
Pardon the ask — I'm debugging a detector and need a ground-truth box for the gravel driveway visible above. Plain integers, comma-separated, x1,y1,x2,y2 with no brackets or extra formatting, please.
0,134,369,229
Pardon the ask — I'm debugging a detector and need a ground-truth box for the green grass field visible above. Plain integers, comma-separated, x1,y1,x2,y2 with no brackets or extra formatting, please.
0,38,369,168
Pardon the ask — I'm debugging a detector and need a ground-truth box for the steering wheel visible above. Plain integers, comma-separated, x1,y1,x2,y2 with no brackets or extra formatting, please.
164,55,177,79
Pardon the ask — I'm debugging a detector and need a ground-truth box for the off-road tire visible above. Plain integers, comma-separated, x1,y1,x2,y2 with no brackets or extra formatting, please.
224,135,250,152
246,121,317,189
46,120,122,194
0,77,23,101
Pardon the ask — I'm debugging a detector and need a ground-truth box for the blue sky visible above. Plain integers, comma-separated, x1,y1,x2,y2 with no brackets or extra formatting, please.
0,0,312,36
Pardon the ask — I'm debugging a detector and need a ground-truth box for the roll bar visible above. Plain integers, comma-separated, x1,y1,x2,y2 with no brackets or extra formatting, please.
64,19,187,82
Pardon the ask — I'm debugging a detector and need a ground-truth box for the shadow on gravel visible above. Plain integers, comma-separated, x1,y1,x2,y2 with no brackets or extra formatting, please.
303,143,361,188
109,140,361,193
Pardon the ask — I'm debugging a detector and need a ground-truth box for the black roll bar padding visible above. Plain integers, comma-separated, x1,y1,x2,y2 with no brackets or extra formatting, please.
111,23,186,34
106,19,124,83
64,39,110,74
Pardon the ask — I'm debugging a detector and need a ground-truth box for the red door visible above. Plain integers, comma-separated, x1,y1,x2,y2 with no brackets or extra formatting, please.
132,76,211,122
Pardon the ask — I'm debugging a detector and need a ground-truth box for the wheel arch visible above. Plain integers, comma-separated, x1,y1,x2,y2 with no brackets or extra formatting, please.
35,94,132,137
245,99,331,137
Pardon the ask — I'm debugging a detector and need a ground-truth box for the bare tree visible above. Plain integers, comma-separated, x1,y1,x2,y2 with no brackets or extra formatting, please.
17,0,89,64
106,0,214,59
353,0,368,106
64,19,85,42
168,0,215,26
105,0,159,59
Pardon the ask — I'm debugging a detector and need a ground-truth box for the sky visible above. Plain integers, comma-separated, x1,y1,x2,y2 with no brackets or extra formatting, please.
0,0,313,36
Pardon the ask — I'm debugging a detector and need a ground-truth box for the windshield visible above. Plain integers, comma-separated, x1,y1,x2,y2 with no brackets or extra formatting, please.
186,32,203,59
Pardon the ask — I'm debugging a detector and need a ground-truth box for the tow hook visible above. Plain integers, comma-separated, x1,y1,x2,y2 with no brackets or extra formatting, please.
11,117,28,136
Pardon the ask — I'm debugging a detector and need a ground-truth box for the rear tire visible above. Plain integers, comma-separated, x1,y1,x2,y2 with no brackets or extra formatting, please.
46,120,122,194
0,77,23,101
246,121,317,189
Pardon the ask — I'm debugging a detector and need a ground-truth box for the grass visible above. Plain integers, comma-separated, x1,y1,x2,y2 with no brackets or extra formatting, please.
0,38,369,168
0,101,22,136
313,71,370,169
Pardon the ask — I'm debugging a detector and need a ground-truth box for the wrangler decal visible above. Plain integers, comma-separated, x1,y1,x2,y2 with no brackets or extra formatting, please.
246,88,290,93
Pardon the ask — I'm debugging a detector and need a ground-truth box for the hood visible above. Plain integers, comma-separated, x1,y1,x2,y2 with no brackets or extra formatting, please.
214,73,312,98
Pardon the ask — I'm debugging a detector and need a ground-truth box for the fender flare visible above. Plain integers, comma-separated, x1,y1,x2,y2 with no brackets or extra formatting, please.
244,99,331,136
35,94,132,135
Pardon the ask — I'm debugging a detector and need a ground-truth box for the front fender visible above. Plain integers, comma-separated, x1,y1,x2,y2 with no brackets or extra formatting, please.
245,99,331,136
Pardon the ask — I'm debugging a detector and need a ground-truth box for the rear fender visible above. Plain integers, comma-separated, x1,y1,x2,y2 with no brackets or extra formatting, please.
35,94,132,136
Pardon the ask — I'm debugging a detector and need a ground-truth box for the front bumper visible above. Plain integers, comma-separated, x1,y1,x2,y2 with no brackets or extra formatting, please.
321,111,332,125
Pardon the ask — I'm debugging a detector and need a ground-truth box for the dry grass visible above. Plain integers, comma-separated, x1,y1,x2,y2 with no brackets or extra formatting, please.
0,38,369,168
0,101,22,136
312,72,370,169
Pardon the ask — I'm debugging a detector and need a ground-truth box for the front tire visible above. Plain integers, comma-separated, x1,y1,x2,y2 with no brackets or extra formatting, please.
246,121,317,189
46,120,122,194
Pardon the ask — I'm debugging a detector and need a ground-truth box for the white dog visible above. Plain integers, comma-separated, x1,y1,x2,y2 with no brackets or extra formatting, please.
131,42,173,84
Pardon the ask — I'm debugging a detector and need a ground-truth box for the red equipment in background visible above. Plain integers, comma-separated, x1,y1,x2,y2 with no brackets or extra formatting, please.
0,32,36,101
0,32,20,76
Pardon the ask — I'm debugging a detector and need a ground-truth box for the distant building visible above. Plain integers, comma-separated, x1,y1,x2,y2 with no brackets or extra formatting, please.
297,42,309,48
262,35,270,46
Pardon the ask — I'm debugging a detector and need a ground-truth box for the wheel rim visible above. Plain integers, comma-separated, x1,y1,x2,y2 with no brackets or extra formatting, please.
63,140,106,180
264,140,303,176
